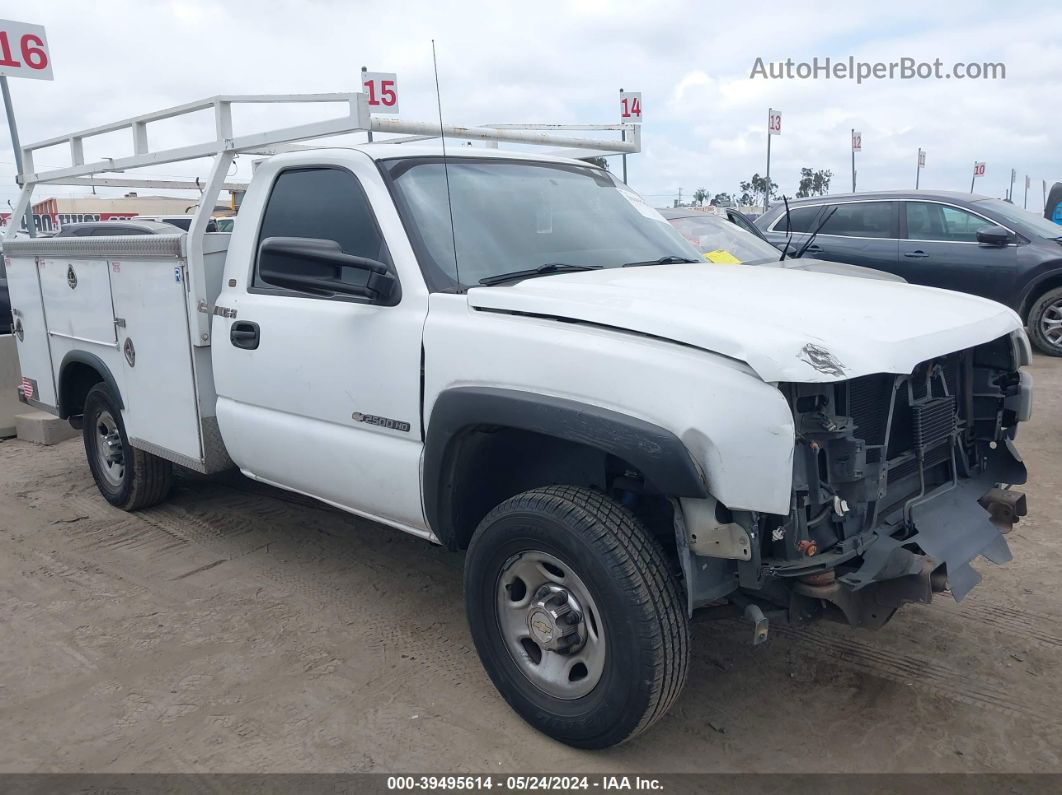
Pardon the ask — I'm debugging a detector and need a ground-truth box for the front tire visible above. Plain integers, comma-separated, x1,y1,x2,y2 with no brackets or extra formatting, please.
1028,286,1062,356
464,486,689,748
83,383,173,510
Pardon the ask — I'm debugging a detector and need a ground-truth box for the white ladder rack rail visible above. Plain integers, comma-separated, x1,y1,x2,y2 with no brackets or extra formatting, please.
5,92,640,345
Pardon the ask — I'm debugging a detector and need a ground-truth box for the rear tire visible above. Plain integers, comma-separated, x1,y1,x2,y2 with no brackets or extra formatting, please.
1027,286,1062,356
83,383,173,510
464,486,689,749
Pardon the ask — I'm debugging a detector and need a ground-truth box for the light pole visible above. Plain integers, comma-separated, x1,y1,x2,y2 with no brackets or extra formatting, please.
765,108,780,212
850,129,859,192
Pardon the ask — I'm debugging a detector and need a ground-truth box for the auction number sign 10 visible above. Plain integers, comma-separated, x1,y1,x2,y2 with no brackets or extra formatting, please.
0,19,52,80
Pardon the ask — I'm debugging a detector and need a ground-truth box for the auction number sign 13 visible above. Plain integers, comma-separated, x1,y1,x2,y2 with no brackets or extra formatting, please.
768,109,782,135
0,19,52,80
362,71,399,114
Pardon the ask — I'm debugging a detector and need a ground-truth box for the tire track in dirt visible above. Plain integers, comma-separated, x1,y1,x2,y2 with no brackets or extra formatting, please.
944,600,1062,649
67,480,495,705
755,619,1061,729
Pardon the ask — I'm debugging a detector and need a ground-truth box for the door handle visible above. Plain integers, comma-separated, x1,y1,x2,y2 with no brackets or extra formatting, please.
805,245,822,253
904,250,930,258
230,320,260,350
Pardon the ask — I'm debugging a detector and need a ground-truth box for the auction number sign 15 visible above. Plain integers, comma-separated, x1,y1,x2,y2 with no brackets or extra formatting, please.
0,19,52,80
362,71,399,114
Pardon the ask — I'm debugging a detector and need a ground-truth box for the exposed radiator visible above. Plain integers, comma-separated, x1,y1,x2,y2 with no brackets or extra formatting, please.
912,396,958,455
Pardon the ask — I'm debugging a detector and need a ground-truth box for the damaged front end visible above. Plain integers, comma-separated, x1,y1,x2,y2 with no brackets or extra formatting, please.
681,332,1032,632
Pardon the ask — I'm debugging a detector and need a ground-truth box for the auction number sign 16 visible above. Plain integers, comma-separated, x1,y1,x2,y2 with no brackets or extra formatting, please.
362,71,399,114
0,19,52,81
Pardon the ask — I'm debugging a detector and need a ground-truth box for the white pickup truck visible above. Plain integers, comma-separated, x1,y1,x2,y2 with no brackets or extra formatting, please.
5,94,1032,748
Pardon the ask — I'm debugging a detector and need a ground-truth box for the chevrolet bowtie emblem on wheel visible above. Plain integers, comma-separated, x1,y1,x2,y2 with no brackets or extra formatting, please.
66,265,77,289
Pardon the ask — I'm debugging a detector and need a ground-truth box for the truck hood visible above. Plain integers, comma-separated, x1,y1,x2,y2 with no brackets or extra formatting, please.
766,257,906,282
466,264,1024,383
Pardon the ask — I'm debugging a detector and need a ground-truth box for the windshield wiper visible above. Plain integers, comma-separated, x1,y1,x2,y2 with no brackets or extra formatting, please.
622,255,699,267
478,262,602,286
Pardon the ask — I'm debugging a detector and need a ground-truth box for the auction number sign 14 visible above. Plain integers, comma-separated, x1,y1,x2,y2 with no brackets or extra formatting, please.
620,91,642,123
362,71,399,114
0,19,52,80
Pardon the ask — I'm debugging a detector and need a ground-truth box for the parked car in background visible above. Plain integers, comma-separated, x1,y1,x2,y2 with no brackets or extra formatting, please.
1047,182,1062,226
55,220,196,237
129,214,218,232
659,208,903,282
756,191,1062,355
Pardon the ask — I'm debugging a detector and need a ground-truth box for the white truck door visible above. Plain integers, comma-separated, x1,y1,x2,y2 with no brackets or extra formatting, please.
212,157,429,534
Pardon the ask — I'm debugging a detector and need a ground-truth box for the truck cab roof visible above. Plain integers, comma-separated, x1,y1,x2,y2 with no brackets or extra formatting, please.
271,143,606,169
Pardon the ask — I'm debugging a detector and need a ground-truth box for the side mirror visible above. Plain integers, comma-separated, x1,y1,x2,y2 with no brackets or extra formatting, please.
976,225,1011,247
258,237,395,301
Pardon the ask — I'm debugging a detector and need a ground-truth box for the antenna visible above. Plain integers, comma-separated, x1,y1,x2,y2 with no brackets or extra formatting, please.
432,40,460,286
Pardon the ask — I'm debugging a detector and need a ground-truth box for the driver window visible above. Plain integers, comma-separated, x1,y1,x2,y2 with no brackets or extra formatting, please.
254,167,391,291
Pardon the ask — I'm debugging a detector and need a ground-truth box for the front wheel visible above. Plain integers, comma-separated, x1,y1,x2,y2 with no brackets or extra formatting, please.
1028,286,1062,356
464,486,689,749
83,383,174,510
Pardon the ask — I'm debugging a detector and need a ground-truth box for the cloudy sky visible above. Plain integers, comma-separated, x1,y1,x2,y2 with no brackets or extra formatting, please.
2,0,1059,213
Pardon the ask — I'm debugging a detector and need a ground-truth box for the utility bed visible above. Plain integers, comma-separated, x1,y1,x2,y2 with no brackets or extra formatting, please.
6,232,232,472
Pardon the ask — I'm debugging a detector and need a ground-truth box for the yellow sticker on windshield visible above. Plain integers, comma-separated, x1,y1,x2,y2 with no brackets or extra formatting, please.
704,249,742,265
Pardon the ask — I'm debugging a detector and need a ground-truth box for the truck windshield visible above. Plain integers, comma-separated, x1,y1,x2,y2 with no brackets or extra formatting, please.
385,158,700,289
667,214,782,264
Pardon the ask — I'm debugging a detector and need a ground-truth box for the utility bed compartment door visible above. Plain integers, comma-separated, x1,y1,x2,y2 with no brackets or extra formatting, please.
109,260,202,463
39,258,117,346
5,255,57,407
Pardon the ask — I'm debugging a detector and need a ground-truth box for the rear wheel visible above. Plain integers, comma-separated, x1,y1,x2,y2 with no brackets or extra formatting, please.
464,486,689,749
1028,286,1062,356
83,383,173,510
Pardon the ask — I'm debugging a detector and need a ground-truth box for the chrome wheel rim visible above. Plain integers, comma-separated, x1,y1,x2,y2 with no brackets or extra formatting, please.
95,410,125,488
496,550,606,700
1040,298,1062,349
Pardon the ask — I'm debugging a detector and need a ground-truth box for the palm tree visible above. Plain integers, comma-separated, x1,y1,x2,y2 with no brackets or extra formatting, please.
692,188,708,206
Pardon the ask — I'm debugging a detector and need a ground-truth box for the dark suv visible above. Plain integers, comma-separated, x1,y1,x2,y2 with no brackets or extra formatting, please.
756,191,1062,355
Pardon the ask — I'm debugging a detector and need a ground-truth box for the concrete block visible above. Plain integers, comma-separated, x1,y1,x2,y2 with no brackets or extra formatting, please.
15,410,78,446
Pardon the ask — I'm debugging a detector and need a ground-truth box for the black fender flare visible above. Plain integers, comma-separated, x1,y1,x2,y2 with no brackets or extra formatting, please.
423,387,708,549
57,351,124,419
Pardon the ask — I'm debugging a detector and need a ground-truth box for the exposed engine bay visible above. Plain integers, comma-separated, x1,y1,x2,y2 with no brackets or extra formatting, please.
679,333,1032,632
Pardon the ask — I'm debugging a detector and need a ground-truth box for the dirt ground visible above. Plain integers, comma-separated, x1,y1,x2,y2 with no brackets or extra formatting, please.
1,356,1060,774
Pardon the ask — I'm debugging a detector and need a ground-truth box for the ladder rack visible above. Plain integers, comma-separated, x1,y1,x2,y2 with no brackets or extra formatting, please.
5,92,642,348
